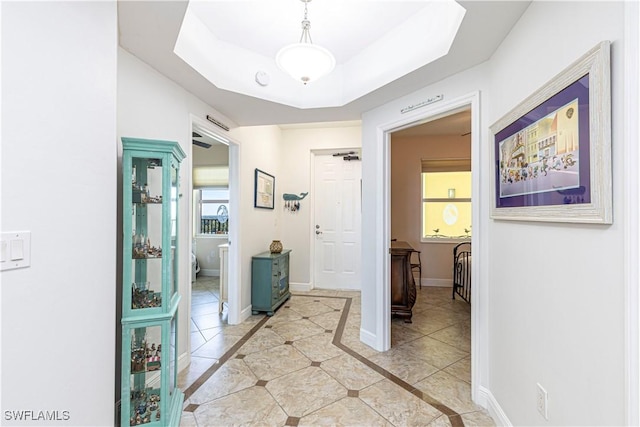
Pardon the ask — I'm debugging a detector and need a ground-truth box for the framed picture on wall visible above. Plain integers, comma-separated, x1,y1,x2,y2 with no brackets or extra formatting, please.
254,168,275,209
490,40,612,224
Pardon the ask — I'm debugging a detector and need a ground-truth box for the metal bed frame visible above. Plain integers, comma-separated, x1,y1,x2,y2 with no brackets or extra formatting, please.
452,241,471,303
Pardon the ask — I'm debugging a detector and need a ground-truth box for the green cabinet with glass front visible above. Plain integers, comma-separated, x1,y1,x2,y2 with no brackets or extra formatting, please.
120,137,185,427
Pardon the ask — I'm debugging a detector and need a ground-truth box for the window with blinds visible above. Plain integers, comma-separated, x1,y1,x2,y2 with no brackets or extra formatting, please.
192,166,229,188
192,166,230,235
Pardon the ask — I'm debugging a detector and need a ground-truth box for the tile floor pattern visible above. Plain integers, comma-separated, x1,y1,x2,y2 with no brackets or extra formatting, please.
179,277,495,426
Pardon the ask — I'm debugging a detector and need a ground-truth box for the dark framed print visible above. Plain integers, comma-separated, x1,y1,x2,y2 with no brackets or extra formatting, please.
491,41,611,224
254,168,275,209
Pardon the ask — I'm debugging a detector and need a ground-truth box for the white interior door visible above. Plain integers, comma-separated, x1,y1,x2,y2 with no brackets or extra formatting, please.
313,153,362,290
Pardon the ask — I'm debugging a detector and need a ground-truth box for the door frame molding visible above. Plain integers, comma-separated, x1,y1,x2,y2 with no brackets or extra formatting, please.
376,91,482,400
310,148,362,290
624,1,640,424
188,114,242,325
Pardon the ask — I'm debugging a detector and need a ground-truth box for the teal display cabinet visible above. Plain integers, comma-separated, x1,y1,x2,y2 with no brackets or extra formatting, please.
121,137,185,426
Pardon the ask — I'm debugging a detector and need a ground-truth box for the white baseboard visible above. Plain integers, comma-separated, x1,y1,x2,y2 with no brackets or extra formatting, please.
418,278,453,288
239,305,253,323
360,328,378,350
177,351,190,374
199,269,220,277
478,385,512,426
289,282,313,292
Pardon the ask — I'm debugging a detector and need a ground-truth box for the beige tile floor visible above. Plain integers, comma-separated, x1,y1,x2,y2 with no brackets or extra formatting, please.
179,276,495,426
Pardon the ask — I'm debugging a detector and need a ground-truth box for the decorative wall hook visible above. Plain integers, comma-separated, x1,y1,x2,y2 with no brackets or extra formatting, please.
283,192,308,212
331,151,360,161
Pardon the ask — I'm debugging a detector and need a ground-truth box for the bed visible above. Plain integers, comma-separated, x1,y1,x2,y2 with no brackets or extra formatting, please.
452,241,471,303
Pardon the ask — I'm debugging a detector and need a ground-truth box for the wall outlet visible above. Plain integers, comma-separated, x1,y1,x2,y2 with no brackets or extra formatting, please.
536,382,548,420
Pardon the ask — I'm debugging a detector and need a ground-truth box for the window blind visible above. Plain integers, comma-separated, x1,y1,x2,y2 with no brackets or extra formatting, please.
421,158,471,173
193,166,229,188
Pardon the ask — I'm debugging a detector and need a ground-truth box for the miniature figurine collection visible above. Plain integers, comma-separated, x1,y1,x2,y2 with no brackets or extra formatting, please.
132,181,163,204
129,334,162,422
132,233,162,259
130,335,161,374
129,387,161,426
131,282,161,309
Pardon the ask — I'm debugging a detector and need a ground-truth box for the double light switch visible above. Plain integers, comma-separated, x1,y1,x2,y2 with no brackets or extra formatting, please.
0,231,31,271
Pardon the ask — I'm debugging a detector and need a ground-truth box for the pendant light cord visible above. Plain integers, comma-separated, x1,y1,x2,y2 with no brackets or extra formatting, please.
299,1,313,44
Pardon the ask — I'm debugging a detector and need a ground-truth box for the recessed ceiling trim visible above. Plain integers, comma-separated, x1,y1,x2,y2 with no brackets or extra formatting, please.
174,0,465,109
175,8,345,108
118,0,531,125
341,1,465,103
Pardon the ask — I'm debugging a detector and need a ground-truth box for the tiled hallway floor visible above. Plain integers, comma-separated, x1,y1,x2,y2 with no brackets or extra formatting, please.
179,277,494,426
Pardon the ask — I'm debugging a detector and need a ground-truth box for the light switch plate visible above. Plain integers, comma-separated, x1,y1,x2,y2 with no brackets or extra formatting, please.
10,239,24,260
1,231,31,271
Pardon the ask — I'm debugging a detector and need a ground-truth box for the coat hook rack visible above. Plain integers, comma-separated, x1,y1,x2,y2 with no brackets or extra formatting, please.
332,151,361,161
283,192,308,212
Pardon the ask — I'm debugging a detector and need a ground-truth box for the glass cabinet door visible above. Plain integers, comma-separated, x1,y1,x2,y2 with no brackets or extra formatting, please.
128,325,163,426
170,164,178,299
121,137,185,427
129,157,165,314
169,317,177,405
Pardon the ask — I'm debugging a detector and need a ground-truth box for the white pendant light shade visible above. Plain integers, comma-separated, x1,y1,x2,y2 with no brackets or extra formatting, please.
276,0,335,85
276,43,335,84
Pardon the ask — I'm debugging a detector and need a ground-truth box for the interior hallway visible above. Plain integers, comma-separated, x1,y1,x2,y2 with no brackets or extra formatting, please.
178,277,493,426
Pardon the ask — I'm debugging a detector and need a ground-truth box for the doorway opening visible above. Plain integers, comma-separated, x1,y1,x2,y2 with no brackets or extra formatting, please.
379,92,482,401
187,116,241,363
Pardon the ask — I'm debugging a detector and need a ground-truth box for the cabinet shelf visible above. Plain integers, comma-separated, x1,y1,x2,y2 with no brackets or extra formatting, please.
132,254,162,260
133,201,163,206
131,366,161,375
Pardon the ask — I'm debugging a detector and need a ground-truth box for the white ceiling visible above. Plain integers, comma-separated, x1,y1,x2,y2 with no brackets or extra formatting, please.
175,1,465,109
118,0,531,127
189,1,435,64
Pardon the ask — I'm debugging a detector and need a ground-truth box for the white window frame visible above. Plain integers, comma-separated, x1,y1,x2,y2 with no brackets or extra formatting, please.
420,159,472,244
195,187,229,236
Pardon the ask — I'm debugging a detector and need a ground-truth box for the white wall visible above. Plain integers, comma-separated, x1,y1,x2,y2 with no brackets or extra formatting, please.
192,143,229,167
1,2,117,425
278,123,362,288
486,2,626,425
362,1,630,425
227,125,282,317
195,236,227,276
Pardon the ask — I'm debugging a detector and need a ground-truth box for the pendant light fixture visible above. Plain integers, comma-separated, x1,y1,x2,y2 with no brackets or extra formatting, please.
276,0,335,85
